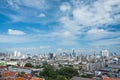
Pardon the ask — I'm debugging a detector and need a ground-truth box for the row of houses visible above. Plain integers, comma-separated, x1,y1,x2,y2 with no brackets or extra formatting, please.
0,66,44,80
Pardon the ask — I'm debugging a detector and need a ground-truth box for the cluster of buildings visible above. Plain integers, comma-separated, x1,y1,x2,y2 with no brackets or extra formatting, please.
0,66,44,80
0,49,120,80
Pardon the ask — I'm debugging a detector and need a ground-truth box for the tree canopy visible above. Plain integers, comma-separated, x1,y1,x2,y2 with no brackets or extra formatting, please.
40,64,57,79
24,63,33,68
57,67,79,79
40,65,79,80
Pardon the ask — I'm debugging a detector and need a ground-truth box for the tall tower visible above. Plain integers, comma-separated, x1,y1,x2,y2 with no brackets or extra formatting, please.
72,49,76,57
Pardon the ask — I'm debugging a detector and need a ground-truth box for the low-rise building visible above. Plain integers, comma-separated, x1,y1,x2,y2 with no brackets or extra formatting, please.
70,77,92,80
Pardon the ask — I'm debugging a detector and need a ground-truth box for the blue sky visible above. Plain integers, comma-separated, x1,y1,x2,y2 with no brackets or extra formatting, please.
0,0,120,54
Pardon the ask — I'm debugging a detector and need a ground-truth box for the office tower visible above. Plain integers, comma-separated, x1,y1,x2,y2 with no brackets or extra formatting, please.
72,49,76,57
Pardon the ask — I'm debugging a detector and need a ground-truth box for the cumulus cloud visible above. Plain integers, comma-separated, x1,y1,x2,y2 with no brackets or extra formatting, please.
60,3,71,12
38,13,45,17
0,0,120,48
58,0,120,46
72,0,120,26
8,29,26,35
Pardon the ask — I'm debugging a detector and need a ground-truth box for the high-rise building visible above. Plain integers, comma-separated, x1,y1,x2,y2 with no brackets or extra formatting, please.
49,53,55,59
76,56,81,62
14,51,21,57
101,50,109,58
14,51,17,57
72,49,76,57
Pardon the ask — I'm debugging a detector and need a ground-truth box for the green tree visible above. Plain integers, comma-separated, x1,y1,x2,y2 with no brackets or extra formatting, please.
57,67,79,79
40,64,57,79
45,77,53,80
118,69,120,72
24,63,33,68
34,65,41,69
58,64,63,67
56,75,68,80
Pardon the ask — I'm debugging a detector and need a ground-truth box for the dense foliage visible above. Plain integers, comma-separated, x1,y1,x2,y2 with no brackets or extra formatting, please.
40,64,78,80
57,67,79,79
24,63,41,69
40,65,57,79
24,63,33,68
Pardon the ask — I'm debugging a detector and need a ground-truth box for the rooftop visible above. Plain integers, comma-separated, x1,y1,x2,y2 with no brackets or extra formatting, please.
70,77,92,80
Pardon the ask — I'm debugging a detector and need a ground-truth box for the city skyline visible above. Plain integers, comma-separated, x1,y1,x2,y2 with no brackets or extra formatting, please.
0,0,120,54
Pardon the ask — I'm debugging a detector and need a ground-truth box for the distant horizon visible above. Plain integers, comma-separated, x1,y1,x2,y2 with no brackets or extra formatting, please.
0,48,119,56
0,0,120,54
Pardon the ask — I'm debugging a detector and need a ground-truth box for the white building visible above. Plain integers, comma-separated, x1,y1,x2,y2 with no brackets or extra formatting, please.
101,50,109,57
14,51,21,57
7,61,18,66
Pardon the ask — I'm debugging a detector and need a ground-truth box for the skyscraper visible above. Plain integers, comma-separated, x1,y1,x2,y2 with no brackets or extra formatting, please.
72,49,76,57
101,50,109,58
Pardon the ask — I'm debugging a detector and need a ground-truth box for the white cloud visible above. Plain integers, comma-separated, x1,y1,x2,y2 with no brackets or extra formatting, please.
63,31,71,36
72,0,120,27
2,0,48,23
7,0,20,9
8,14,24,22
60,3,71,12
38,13,45,17
0,32,51,43
50,30,78,46
39,46,50,49
58,0,120,46
8,29,26,35
0,35,30,43
7,0,48,9
89,37,120,47
84,28,120,40
59,16,82,36
0,0,120,48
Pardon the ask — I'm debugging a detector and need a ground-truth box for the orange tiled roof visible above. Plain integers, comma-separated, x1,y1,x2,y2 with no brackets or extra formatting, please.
16,77,24,80
2,71,9,77
2,71,18,77
30,77,44,80
103,78,119,80
9,71,18,76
